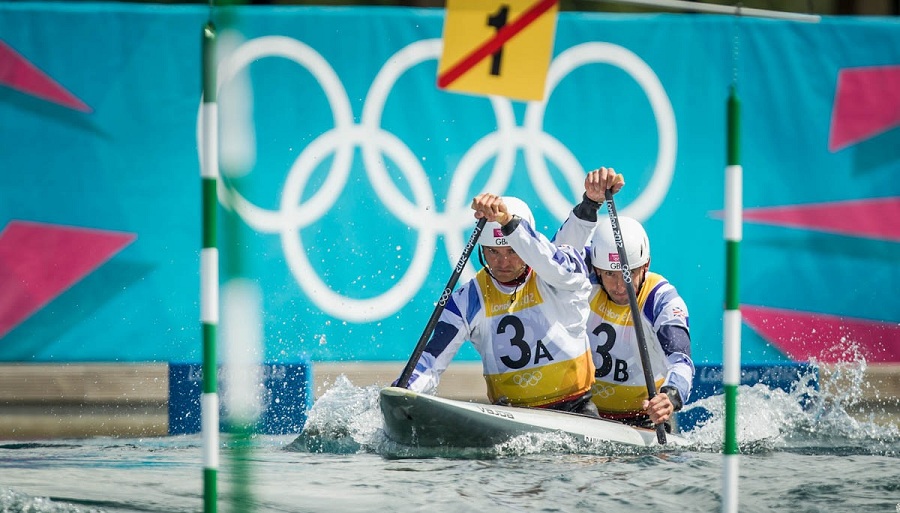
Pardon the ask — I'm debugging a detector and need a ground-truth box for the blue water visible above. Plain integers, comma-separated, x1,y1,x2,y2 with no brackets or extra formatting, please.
0,361,898,513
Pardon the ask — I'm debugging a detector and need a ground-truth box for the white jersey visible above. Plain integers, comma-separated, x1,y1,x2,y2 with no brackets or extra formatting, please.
554,211,694,415
404,218,595,407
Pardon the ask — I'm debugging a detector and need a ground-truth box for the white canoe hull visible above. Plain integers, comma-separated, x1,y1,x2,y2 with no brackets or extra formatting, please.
380,387,688,449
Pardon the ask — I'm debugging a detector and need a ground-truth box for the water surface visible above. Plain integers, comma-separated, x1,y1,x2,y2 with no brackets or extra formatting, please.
1,361,897,512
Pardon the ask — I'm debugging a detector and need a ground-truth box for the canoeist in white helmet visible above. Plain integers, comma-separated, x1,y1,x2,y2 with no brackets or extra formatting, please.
553,167,694,430
395,193,608,417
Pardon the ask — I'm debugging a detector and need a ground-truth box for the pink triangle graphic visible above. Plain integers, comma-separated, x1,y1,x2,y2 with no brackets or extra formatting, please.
829,65,900,152
743,305,900,363
0,221,135,338
711,197,900,241
0,40,92,113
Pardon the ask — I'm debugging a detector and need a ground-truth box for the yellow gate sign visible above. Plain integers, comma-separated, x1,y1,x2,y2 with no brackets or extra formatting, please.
438,0,559,102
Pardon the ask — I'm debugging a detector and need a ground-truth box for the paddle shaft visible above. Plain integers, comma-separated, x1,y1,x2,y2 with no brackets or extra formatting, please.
397,218,487,388
604,190,667,445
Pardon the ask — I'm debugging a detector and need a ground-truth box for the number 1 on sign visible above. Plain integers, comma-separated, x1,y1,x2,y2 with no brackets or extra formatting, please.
487,4,509,76
438,0,559,102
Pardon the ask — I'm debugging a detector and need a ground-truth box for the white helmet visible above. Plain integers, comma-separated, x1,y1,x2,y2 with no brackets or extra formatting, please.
591,216,650,270
477,196,536,247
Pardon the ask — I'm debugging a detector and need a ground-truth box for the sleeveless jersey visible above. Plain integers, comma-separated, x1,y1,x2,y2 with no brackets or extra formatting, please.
587,272,689,414
404,217,595,407
473,270,594,406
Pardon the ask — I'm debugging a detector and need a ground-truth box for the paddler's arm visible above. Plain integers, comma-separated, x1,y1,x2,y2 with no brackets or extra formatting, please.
393,290,471,393
552,167,625,255
502,218,591,292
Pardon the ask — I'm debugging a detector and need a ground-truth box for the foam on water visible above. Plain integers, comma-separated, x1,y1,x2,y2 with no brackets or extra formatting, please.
672,355,898,456
287,375,383,454
0,489,105,513
292,356,899,459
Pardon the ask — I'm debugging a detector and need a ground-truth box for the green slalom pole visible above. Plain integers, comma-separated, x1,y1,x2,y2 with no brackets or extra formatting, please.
721,85,741,513
216,4,261,509
200,19,219,513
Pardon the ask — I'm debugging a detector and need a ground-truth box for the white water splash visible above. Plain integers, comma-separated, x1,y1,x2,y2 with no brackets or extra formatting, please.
680,381,809,452
290,375,383,453
681,353,899,454
292,349,899,458
0,489,103,513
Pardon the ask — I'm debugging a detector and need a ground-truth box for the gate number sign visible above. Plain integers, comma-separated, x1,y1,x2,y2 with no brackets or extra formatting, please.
438,0,559,102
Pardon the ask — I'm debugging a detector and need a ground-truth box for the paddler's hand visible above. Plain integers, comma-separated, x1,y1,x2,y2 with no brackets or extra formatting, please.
584,167,624,203
642,392,675,425
472,193,513,226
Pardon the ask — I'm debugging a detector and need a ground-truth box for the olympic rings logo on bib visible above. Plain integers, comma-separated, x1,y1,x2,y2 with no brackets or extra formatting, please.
197,36,676,323
593,383,616,399
513,371,544,387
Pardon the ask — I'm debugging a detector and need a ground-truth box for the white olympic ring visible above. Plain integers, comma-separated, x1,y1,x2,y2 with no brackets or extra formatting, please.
512,371,544,387
197,35,676,322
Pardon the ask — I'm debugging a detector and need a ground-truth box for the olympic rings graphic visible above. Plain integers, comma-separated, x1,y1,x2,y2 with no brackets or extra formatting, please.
512,371,544,387
198,35,676,322
592,383,616,399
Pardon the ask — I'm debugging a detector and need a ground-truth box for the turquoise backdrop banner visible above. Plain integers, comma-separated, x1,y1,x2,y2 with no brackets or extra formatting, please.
0,4,898,364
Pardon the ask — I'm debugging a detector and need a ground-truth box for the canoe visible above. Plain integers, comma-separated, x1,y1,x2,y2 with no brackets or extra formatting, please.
379,386,689,449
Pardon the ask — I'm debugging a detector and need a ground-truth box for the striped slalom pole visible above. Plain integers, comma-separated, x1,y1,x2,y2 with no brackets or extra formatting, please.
200,19,219,513
221,276,262,513
721,85,742,513
217,16,261,510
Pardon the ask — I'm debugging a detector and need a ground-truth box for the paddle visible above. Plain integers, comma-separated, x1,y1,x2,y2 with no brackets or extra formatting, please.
397,217,488,389
604,189,667,445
